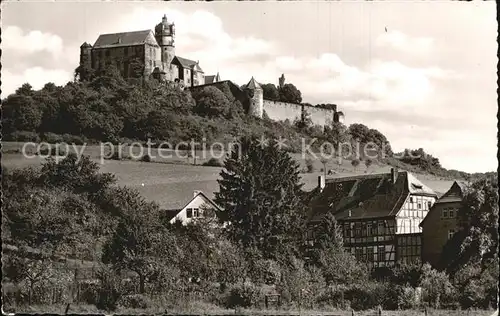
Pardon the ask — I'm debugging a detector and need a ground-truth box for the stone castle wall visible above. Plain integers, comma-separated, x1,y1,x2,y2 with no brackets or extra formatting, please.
263,100,335,126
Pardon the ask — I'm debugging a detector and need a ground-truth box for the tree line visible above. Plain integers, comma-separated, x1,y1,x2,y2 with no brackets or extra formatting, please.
2,137,497,312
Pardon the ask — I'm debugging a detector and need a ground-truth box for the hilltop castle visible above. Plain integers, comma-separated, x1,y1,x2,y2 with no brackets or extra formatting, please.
79,15,344,125
79,15,214,87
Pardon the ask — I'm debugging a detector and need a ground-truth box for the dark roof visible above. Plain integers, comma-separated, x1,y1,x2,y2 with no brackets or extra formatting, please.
173,56,204,72
420,181,467,227
435,181,468,204
307,171,437,222
245,77,262,90
205,75,216,84
80,42,92,48
93,30,155,49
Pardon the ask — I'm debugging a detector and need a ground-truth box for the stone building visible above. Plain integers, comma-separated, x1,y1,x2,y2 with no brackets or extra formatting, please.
79,15,204,87
306,169,438,269
419,181,467,268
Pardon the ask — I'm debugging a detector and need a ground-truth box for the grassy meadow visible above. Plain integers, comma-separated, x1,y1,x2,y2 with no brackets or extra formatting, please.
1,141,455,210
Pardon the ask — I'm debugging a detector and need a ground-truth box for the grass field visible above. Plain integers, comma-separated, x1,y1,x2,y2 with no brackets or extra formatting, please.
1,141,455,210
11,303,497,316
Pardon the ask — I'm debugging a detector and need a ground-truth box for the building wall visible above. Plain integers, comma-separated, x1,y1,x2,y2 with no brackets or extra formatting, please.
396,194,436,234
263,100,302,123
421,201,460,267
169,194,217,225
263,100,336,126
92,45,152,78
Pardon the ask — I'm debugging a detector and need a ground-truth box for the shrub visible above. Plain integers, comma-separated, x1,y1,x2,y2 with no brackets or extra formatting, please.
305,158,315,173
61,134,87,145
140,154,152,162
118,294,152,309
94,269,125,312
203,158,223,167
42,132,63,144
225,282,264,308
6,131,41,143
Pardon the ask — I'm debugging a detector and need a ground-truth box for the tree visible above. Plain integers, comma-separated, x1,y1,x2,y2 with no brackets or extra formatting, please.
215,137,307,260
351,159,360,170
192,86,233,118
318,245,368,286
1,94,43,133
261,83,280,101
279,83,302,103
440,176,499,272
101,190,171,294
419,263,456,309
347,123,370,143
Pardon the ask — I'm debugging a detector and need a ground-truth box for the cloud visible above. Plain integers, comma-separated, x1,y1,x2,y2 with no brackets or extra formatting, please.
376,30,434,54
2,68,72,97
2,26,65,56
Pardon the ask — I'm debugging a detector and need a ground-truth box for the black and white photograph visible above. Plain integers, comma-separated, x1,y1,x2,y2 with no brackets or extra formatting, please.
1,1,498,315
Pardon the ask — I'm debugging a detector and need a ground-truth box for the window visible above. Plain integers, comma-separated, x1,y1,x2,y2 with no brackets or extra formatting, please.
124,47,128,56
366,223,372,236
378,222,385,235
442,209,448,218
377,246,386,262
428,201,432,209
417,203,422,209
186,208,193,218
105,50,110,57
355,248,363,261
448,229,455,240
367,247,374,262
354,224,362,237
193,208,200,218
449,209,455,218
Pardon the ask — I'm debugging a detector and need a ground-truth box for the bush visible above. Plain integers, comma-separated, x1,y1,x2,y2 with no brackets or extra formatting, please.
140,154,152,162
118,294,152,309
94,269,125,312
61,134,87,145
6,131,41,143
203,158,223,167
42,132,63,144
225,282,264,308
305,158,315,173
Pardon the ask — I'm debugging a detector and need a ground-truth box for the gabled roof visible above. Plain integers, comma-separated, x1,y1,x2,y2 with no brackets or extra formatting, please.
163,191,222,221
307,171,437,222
434,180,467,204
93,30,155,49
245,77,262,90
205,75,216,84
419,181,468,227
173,56,204,72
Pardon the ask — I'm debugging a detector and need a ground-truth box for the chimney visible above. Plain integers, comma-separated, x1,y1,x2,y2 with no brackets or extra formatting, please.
318,175,325,192
390,168,398,184
193,190,201,197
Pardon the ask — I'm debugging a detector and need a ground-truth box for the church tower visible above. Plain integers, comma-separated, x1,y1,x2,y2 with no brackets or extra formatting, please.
155,14,176,80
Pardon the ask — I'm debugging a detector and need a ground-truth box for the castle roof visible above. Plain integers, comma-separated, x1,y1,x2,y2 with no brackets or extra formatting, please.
306,170,437,222
173,56,204,73
93,30,155,49
246,77,262,90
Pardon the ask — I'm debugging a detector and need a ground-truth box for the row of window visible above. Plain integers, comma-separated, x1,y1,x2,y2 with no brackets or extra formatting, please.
353,246,389,262
442,208,457,219
97,46,142,58
186,208,202,219
343,221,393,238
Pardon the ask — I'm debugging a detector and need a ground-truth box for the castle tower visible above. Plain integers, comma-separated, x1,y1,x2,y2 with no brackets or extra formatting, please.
279,73,285,89
155,14,176,79
78,42,93,81
245,77,263,118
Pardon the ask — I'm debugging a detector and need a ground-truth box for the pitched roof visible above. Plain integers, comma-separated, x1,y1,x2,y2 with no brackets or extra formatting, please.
307,171,437,222
173,56,204,72
245,77,262,90
434,181,467,204
93,30,155,49
163,191,222,221
205,75,216,84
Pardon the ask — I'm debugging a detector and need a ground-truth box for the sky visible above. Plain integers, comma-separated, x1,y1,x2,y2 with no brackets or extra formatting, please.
1,1,497,173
